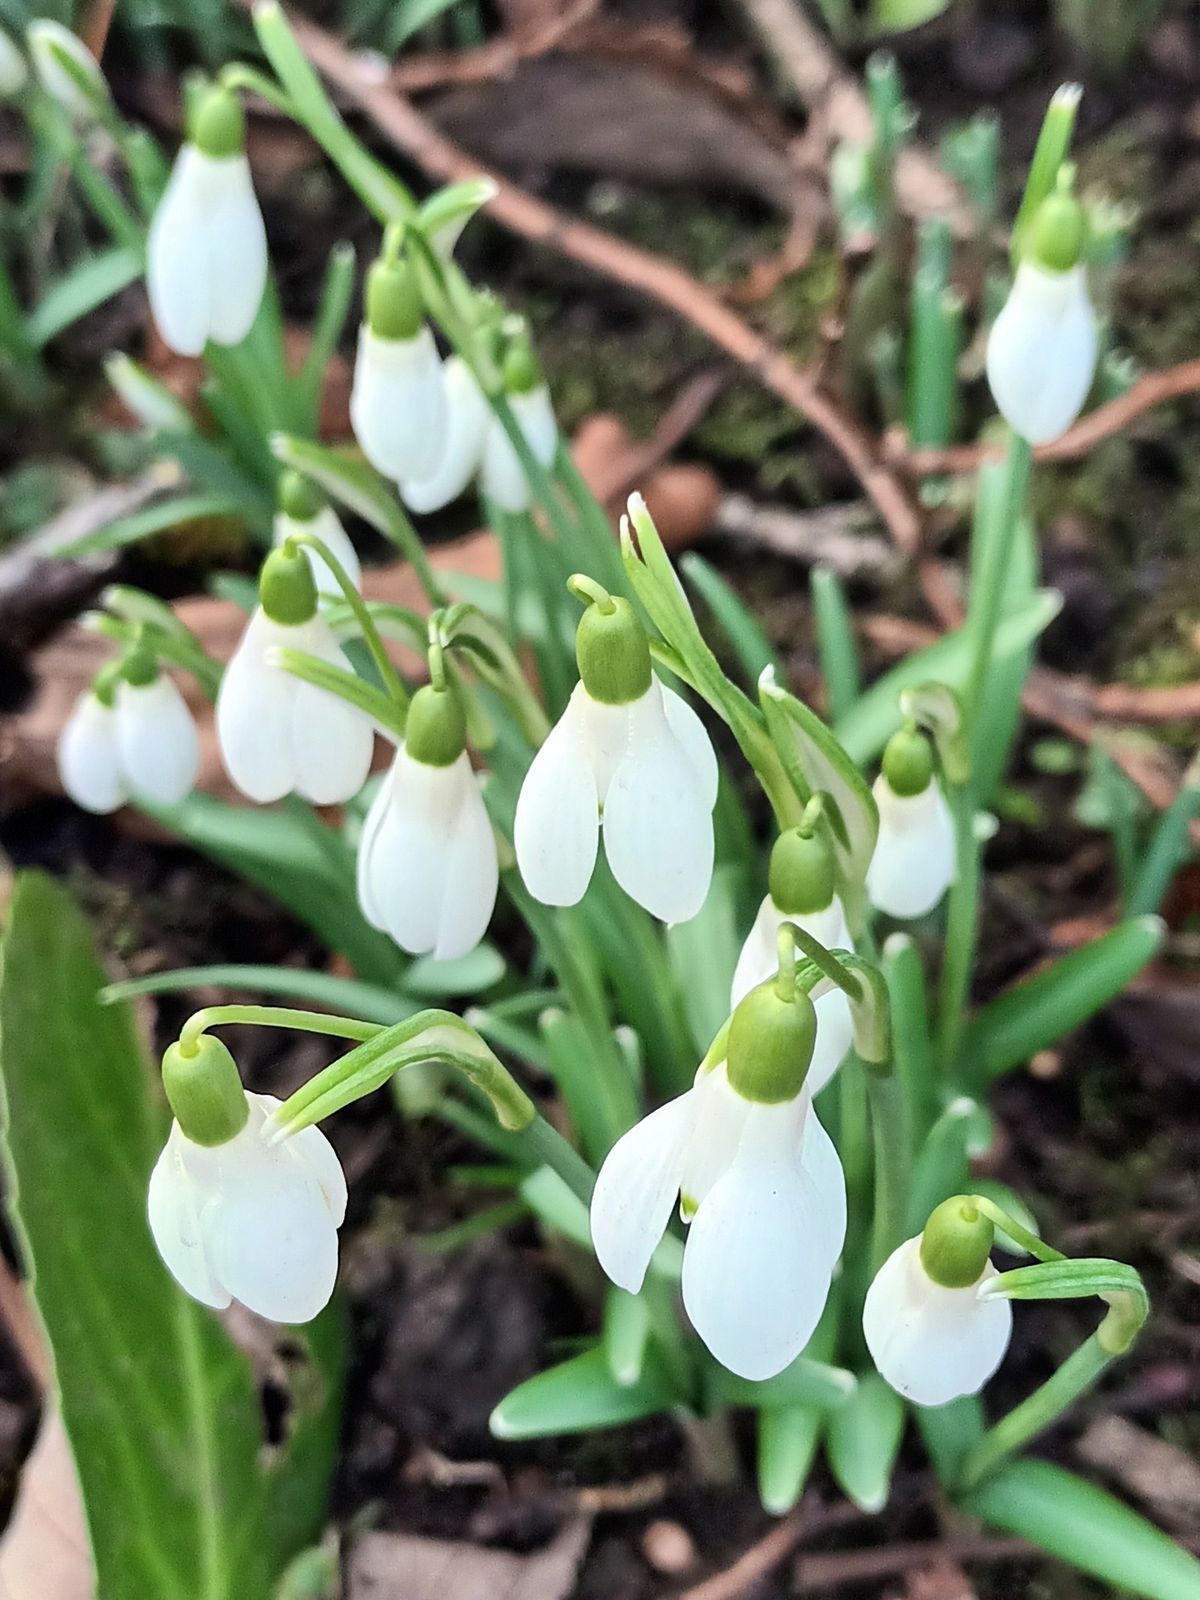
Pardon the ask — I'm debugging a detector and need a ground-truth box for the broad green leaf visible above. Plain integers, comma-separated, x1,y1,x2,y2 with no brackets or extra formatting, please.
603,1287,651,1387
824,1372,905,1512
489,1345,680,1440
869,0,950,33
57,492,244,560
709,1354,857,1413
908,1096,980,1233
27,246,142,348
811,567,862,722
0,873,341,1600
405,943,505,996
962,1459,1200,1600
757,1405,823,1516
681,553,781,683
960,916,1163,1084
916,1394,984,1483
540,1008,638,1163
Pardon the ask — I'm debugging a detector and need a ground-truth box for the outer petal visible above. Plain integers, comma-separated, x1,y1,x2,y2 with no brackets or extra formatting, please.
203,1167,338,1323
863,1237,1013,1407
365,750,464,954
215,610,298,802
514,690,600,907
57,692,127,814
276,505,361,598
866,776,956,920
288,617,375,805
478,384,558,514
115,675,199,806
986,262,1098,446
590,1090,697,1294
682,1097,832,1380
798,1104,846,1266
661,687,719,810
146,145,211,357
146,1125,230,1309
250,1093,347,1227
432,759,499,961
399,356,490,513
350,324,447,482
678,1062,750,1218
203,154,268,348
731,894,786,1010
356,767,396,931
602,686,715,924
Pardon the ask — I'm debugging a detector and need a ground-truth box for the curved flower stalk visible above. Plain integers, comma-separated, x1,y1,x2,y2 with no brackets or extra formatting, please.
146,85,268,358
591,969,846,1381
350,248,446,483
357,679,499,961
26,18,105,118
515,581,717,924
864,1196,1013,1407
58,664,199,814
216,545,374,804
987,171,1097,445
732,823,853,1093
273,470,361,598
148,1034,345,1323
866,726,955,920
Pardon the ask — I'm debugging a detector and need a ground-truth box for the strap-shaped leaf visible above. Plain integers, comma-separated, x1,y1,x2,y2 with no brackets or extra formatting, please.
489,1345,680,1440
825,1372,906,1513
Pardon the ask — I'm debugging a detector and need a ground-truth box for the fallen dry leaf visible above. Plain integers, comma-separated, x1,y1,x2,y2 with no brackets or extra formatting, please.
1076,1414,1200,1533
0,1404,94,1600
345,1514,591,1600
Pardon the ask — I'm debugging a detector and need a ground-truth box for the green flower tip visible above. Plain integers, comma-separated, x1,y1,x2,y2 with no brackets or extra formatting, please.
365,257,422,341
725,982,816,1105
919,1195,994,1288
501,331,541,395
162,1035,249,1147
1027,168,1086,274
191,84,245,160
882,724,934,797
259,542,318,626
575,594,651,706
769,827,835,915
121,640,159,688
406,681,467,767
278,468,326,523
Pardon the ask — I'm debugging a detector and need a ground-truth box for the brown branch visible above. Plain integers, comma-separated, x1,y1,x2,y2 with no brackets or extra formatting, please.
795,1534,1031,1590
388,0,600,92
286,11,923,557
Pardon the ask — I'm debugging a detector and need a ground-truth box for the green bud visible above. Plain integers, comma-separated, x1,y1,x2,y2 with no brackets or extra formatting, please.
1027,172,1086,273
501,334,541,395
725,982,816,1104
405,682,467,767
365,258,422,341
882,725,934,797
575,596,651,705
161,1035,249,1147
278,469,326,523
769,828,836,915
191,85,245,160
259,543,318,626
919,1195,995,1288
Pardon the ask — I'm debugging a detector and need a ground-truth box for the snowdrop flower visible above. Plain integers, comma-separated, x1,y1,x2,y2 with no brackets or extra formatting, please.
216,544,374,805
987,174,1097,445
863,1195,1013,1407
479,339,559,514
732,827,853,1093
27,19,104,118
58,664,199,814
592,977,844,1380
866,727,955,920
357,681,499,961
146,86,267,358
148,1034,345,1323
515,586,717,923
274,470,361,598
350,253,446,482
0,27,28,97
399,355,490,514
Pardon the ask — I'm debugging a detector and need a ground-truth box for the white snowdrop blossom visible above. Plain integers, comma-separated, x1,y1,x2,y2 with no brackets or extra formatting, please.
863,1232,1013,1407
731,894,854,1094
350,323,446,481
866,771,955,920
148,1091,346,1323
591,1061,845,1380
399,355,491,514
145,87,266,357
479,382,559,514
0,26,28,97
27,19,103,117
274,503,361,598
986,260,1097,445
216,607,374,805
515,676,718,924
357,729,499,962
58,675,199,814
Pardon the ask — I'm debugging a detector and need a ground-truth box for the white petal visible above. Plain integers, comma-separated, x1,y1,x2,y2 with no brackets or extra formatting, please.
202,154,268,348
215,610,298,802
678,1062,750,1217
731,895,783,1010
799,1104,846,1265
356,768,396,931
866,776,956,920
115,675,199,806
986,262,1098,446
478,384,558,514
364,749,466,955
514,690,600,907
276,505,361,598
661,686,718,810
147,1126,229,1309
682,1098,832,1380
863,1237,1013,1407
432,759,499,961
576,688,635,802
250,1093,347,1227
601,686,715,924
590,1090,696,1294
288,617,375,805
399,356,490,513
57,692,127,814
350,324,447,482
810,987,854,1095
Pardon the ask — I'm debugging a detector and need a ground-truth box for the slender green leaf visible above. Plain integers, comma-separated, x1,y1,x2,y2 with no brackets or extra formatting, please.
667,864,741,1056
489,1345,679,1440
709,1354,857,1412
825,1372,906,1512
811,567,862,722
681,553,781,682
27,246,142,347
100,964,415,1024
603,1287,651,1387
1129,779,1200,917
57,492,244,560
405,944,506,996
757,1406,824,1517
917,1394,984,1483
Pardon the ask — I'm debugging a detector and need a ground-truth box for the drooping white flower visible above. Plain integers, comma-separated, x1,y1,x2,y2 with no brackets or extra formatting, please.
27,19,104,118
479,382,559,514
591,1059,844,1381
0,26,29,97
274,501,361,599
216,607,374,805
865,772,955,919
399,355,491,514
58,672,199,814
357,686,498,961
148,1090,346,1323
863,1226,1013,1407
350,255,446,482
986,261,1097,445
145,87,265,357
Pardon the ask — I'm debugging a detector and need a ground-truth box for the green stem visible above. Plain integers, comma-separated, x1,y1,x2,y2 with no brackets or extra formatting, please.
935,789,982,1073
963,431,1032,731
83,615,222,700
513,1113,596,1206
866,1070,911,1271
179,1004,378,1056
272,647,406,737
286,530,409,712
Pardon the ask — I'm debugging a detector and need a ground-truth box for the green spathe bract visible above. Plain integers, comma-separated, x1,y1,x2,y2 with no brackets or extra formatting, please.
725,982,817,1104
575,595,652,706
161,1034,250,1146
405,682,467,767
259,542,318,625
919,1195,995,1288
